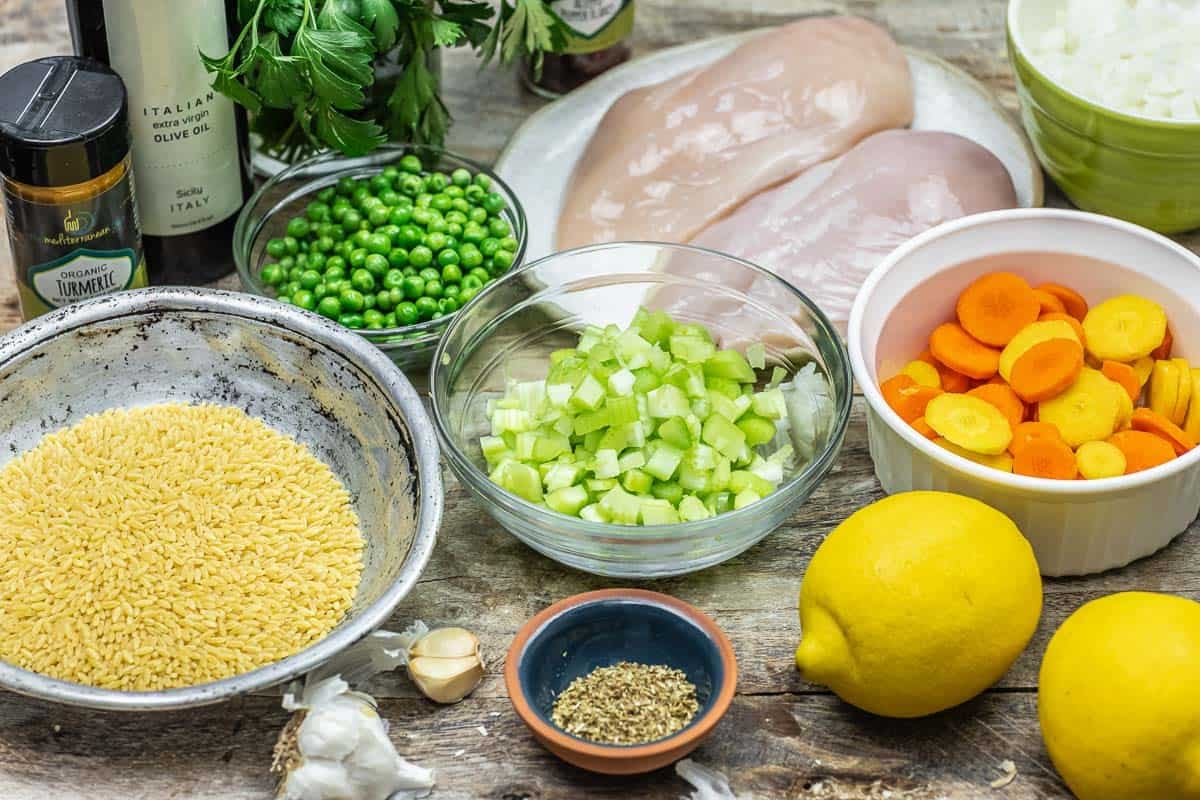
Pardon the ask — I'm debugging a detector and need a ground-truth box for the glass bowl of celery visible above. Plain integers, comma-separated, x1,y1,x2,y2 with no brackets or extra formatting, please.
430,242,853,577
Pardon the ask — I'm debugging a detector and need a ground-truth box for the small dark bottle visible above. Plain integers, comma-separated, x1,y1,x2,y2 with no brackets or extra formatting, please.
525,1,635,99
66,0,253,285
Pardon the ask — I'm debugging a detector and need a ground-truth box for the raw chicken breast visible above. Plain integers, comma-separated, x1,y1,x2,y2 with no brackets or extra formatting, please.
655,130,1017,350
556,16,914,249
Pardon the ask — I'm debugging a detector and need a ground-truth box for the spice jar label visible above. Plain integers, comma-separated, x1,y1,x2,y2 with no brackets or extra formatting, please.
28,248,137,309
549,0,635,53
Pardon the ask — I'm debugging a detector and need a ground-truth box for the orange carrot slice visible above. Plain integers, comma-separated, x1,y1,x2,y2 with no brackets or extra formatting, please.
1130,407,1197,455
1009,338,1085,403
1036,283,1089,320
918,349,972,393
1013,437,1079,480
956,272,1041,347
911,417,939,441
967,383,1026,433
1107,430,1177,474
929,323,1001,380
1038,312,1087,350
1100,361,1141,403
1151,326,1173,360
1009,421,1063,456
881,374,942,423
1033,289,1066,316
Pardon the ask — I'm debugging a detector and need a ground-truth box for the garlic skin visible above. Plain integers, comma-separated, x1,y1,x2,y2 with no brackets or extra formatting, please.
407,627,485,704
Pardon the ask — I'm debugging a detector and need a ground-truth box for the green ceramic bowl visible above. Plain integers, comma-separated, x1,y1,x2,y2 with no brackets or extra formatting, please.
1007,0,1200,233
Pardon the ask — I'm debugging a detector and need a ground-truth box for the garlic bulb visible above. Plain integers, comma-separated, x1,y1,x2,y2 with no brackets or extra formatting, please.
407,627,485,704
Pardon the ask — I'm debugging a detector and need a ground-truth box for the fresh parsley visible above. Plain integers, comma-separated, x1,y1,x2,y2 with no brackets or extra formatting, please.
203,0,564,160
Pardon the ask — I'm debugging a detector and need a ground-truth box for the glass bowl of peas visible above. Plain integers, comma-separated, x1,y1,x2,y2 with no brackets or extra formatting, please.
233,144,527,370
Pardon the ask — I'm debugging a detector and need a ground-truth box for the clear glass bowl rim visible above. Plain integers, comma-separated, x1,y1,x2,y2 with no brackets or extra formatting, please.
233,143,529,345
429,240,855,541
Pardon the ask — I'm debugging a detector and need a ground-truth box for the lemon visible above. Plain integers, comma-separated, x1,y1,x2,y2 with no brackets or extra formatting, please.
794,491,1042,718
1039,592,1200,800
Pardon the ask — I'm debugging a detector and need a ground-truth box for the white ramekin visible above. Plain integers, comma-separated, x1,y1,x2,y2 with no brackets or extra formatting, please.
849,209,1200,576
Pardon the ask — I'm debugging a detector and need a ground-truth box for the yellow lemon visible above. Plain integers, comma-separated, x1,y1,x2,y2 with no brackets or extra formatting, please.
794,491,1042,718
1039,592,1200,800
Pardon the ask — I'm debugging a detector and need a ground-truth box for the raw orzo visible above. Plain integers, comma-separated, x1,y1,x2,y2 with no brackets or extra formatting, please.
0,403,363,691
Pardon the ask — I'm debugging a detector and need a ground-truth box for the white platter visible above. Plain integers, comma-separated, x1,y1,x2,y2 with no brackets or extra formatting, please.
495,29,1044,262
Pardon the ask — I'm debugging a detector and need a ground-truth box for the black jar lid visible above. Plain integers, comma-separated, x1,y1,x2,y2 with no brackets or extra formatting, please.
0,56,129,188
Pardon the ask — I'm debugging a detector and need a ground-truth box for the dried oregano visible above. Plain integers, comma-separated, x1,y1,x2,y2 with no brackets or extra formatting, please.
550,662,700,745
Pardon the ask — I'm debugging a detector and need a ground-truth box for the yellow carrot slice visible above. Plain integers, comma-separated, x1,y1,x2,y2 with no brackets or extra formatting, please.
901,360,942,389
1133,356,1155,388
1171,358,1192,425
1184,368,1200,441
1075,440,1127,479
1081,295,1168,362
925,394,1013,455
997,320,1080,382
1148,360,1182,420
1037,368,1122,448
934,438,1015,472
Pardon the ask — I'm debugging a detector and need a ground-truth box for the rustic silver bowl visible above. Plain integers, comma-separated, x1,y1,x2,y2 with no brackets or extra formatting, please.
0,288,442,710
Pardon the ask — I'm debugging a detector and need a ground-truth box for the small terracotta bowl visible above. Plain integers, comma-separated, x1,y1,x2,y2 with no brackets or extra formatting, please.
504,589,737,775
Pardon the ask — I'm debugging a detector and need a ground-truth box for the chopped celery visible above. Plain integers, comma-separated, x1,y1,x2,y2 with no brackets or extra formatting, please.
618,450,646,473
633,308,675,345
677,462,709,493
657,417,692,450
586,478,617,493
608,368,635,396
574,409,609,437
691,396,712,419
686,444,716,471
544,463,583,491
703,350,755,382
579,503,608,523
490,461,543,503
676,322,713,343
605,395,638,427
644,442,684,481
547,485,589,516
632,368,661,394
747,343,766,370
582,429,605,453
751,388,787,420
491,408,534,435
640,499,680,525
706,376,742,400
708,390,742,423
480,435,508,463
702,415,747,459
734,488,761,510
670,334,716,364
679,495,711,521
705,491,734,516
651,481,684,505
592,449,620,479
549,348,578,365
737,415,776,447
768,366,788,389
621,467,653,494
729,470,775,496
711,457,731,493
571,374,605,411
647,385,690,418
599,486,641,525
748,454,784,486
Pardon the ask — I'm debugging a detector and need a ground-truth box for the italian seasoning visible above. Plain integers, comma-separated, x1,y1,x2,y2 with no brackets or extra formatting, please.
550,661,700,745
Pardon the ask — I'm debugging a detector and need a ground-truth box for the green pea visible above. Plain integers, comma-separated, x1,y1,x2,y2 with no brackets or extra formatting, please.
401,276,425,299
366,206,390,227
317,186,337,203
431,194,453,212
389,206,412,226
340,313,365,330
424,279,444,298
402,266,417,277
416,192,433,208
324,265,346,283
479,237,500,258
467,206,488,226
363,292,376,310
339,289,366,313
384,312,397,327
493,250,514,271
324,255,346,274
445,210,467,226
314,235,336,254
341,209,363,233
383,270,405,290
364,253,389,278
396,225,423,248
460,247,483,269
425,232,449,253
367,233,391,256
431,310,445,320
369,174,391,194
349,249,368,269
415,296,438,319
410,207,433,228
313,283,328,300
286,217,311,238
260,263,285,286
426,218,448,235
438,251,460,271
489,218,511,238
418,267,440,283
351,186,371,207
334,241,354,259
462,224,487,245
385,250,406,271
445,223,463,239
459,286,478,305
400,174,423,196
499,236,519,252
449,198,468,215
306,201,329,222
451,168,472,187
276,294,292,305
351,229,372,249
379,189,401,207
299,269,322,290
283,236,300,255
378,224,401,241
381,165,400,183
307,252,326,271
465,185,486,203
375,290,395,311
442,283,461,299
336,175,357,195
461,275,483,292
468,267,491,285
292,289,316,310
294,253,310,269
364,309,385,327
330,204,349,223
474,173,492,190
266,238,287,259
438,297,459,314
409,246,433,268
444,185,465,199
316,297,340,319
396,301,419,326
399,154,423,174
351,268,375,293
389,287,406,308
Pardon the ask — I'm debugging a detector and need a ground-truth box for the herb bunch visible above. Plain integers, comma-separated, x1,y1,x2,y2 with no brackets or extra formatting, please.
202,0,567,160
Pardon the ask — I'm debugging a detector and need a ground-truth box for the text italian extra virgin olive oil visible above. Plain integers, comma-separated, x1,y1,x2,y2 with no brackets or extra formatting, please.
67,0,253,285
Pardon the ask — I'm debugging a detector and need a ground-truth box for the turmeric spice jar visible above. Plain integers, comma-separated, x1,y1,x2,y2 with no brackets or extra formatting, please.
0,56,147,320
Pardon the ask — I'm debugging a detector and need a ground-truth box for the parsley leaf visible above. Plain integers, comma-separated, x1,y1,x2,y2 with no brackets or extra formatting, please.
292,27,373,110
436,1,493,48
200,48,263,113
254,33,307,109
360,0,402,50
481,0,568,70
314,102,388,156
262,0,305,35
317,0,371,36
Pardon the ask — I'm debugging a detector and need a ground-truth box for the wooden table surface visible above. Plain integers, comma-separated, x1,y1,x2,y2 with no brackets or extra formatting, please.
2,2,1199,798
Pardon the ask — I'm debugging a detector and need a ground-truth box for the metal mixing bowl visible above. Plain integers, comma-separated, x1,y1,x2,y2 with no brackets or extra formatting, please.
0,288,442,710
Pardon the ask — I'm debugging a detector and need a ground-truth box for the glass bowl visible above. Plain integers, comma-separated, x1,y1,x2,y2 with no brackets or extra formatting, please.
234,144,527,371
430,242,853,578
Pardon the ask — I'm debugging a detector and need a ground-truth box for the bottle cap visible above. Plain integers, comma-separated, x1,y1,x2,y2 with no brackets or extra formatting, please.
0,56,129,187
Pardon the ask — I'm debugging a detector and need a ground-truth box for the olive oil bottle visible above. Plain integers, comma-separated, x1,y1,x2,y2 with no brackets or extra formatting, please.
67,0,252,285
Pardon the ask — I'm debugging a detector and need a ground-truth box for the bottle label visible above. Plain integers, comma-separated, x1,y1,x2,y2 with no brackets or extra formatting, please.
3,163,149,319
101,0,244,237
549,0,635,54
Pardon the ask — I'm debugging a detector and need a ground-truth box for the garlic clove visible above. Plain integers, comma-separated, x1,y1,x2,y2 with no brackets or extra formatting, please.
408,655,485,704
408,627,479,659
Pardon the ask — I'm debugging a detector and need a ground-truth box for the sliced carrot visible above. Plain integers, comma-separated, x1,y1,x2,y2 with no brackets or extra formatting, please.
1100,360,1141,403
998,319,1080,381
1009,421,1063,456
1076,440,1127,479
1036,283,1089,320
1133,356,1155,388
1082,295,1167,362
1171,357,1192,425
956,272,1041,347
881,374,942,423
1130,407,1197,455
1107,430,1176,474
918,349,972,393
901,360,941,389
929,323,1001,380
967,382,1026,432
934,438,1015,472
1013,437,1079,480
1033,289,1067,316
1038,312,1087,350
911,417,939,441
1151,325,1173,360
1009,338,1085,403
925,393,1013,455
